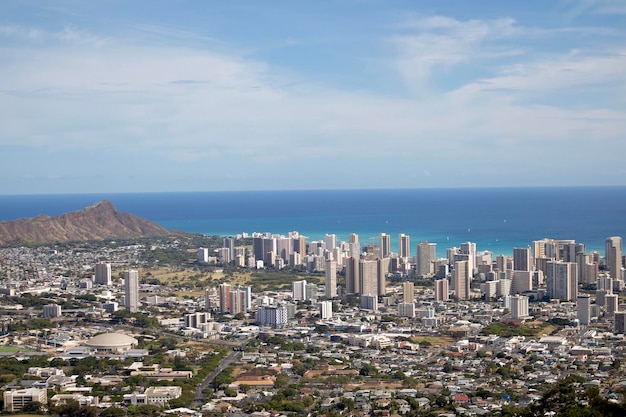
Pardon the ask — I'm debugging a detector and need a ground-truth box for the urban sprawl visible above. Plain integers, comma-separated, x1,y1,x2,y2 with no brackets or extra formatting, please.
1,232,626,416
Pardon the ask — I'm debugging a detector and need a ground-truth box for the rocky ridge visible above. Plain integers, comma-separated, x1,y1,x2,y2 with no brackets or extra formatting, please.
0,200,174,245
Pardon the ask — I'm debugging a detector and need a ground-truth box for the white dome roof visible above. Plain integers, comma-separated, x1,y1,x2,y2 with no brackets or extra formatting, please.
85,333,138,348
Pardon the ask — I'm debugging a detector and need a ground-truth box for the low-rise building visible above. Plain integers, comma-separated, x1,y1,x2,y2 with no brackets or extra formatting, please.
3,388,47,412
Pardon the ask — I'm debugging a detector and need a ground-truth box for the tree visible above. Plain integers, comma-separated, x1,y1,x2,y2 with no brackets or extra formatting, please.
132,404,162,417
100,406,127,417
22,400,44,413
360,364,378,377
274,372,288,388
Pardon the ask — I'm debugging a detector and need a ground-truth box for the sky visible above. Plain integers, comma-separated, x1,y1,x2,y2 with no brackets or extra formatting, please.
1,0,625,194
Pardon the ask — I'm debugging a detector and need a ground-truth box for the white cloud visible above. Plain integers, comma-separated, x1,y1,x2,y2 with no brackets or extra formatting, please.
1,15,625,192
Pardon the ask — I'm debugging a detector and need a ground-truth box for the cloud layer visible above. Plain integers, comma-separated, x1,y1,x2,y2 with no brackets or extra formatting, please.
1,1,625,193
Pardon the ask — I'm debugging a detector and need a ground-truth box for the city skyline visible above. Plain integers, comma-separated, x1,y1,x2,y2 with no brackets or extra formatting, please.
1,1,625,194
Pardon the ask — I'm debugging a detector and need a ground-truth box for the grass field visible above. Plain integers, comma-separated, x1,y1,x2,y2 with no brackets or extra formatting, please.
113,264,321,297
410,336,454,348
0,346,33,352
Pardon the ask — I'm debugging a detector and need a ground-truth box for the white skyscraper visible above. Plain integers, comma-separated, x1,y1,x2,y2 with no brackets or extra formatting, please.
292,280,307,301
325,234,337,251
198,248,209,264
460,242,476,277
606,236,623,281
379,233,391,258
416,242,436,277
325,260,337,298
510,295,529,319
320,300,333,319
124,270,139,313
546,261,577,301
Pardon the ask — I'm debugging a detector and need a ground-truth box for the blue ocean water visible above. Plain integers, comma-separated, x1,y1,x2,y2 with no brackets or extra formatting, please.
0,187,625,257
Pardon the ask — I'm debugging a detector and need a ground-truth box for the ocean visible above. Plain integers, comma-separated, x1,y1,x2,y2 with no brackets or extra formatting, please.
0,187,625,257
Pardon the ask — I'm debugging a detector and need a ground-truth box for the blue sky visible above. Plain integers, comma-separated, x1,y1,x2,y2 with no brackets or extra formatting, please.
1,0,625,194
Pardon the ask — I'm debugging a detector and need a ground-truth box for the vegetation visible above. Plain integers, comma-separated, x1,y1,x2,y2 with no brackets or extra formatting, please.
482,321,552,337
496,375,626,417
247,270,322,292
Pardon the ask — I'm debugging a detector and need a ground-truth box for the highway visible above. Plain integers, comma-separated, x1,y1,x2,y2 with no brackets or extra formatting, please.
191,349,241,409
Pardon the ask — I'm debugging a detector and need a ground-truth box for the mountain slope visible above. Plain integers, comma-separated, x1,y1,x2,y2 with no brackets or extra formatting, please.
0,200,174,245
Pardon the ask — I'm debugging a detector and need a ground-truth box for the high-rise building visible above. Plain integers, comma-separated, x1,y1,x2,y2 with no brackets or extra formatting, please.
360,294,378,311
94,262,112,286
184,312,211,328
325,234,337,251
230,288,248,315
348,241,360,258
293,236,307,256
289,252,302,268
510,295,529,319
255,305,288,328
124,270,139,313
204,287,218,311
320,300,333,319
398,234,410,259
615,311,626,334
360,259,378,296
379,233,391,258
511,270,533,295
454,260,470,300
325,260,337,298
606,236,623,281
533,238,558,260
403,281,415,304
377,257,389,296
349,233,359,244
292,280,307,301
513,247,531,271
276,237,292,262
497,278,512,297
306,283,318,301
346,257,360,294
605,293,619,316
546,261,577,301
398,302,416,318
482,280,498,299
197,248,209,264
560,242,579,263
577,294,591,325
416,242,436,277
218,283,231,313
238,285,252,309
253,237,276,262
223,237,235,264
264,250,276,268
42,304,62,318
460,242,477,277
434,279,449,302
495,255,508,272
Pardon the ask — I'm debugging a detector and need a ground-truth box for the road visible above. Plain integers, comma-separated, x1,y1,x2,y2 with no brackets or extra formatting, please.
191,349,241,409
